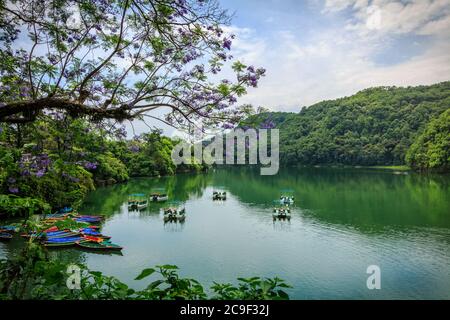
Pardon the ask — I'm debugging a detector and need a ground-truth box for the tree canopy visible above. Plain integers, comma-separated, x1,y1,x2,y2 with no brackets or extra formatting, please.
406,108,450,172
241,82,450,170
0,0,265,129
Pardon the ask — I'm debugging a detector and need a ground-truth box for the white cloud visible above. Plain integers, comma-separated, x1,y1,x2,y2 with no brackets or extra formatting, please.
325,0,450,37
226,18,450,111
418,14,450,36
129,1,450,135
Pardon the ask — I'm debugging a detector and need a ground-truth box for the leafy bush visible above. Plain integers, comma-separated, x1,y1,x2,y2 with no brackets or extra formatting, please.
94,153,129,182
406,109,450,172
0,195,51,218
0,244,291,300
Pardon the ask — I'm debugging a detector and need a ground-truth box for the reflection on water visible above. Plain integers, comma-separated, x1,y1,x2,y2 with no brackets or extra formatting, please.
1,167,450,299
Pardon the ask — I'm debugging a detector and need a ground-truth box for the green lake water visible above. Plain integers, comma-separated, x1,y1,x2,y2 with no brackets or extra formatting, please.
1,167,450,299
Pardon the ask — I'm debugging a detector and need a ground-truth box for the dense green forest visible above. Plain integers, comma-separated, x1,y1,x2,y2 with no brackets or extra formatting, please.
0,116,204,217
242,82,450,171
406,108,450,172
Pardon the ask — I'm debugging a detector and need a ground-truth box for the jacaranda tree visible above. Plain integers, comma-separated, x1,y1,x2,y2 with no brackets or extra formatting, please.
0,0,265,129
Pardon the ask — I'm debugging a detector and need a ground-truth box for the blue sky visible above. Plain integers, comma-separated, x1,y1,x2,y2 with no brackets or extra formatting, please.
217,0,450,111
125,0,449,136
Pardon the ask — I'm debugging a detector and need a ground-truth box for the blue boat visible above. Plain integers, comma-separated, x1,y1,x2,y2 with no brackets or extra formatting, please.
58,207,73,213
0,232,13,241
46,236,83,242
44,236,86,247
74,217,102,223
0,225,18,232
79,228,111,239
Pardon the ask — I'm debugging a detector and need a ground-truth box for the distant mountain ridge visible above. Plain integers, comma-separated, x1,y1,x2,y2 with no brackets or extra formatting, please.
241,81,450,171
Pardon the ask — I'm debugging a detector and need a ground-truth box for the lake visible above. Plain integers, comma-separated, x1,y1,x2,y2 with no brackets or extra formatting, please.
1,167,450,299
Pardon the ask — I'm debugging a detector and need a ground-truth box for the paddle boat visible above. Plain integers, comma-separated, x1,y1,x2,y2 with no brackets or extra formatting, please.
128,194,148,209
279,196,294,205
0,231,13,241
150,193,168,202
163,207,186,223
136,199,148,210
272,207,291,221
213,191,227,201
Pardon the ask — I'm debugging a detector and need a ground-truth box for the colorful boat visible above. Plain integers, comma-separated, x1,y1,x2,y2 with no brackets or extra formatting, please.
77,240,123,251
44,213,70,219
58,207,73,214
0,232,13,241
79,228,111,239
46,231,80,239
26,229,80,239
76,214,105,219
0,225,18,233
44,236,86,247
74,217,103,223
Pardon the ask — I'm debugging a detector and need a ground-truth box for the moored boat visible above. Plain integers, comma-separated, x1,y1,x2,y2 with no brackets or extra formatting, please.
74,216,103,224
213,191,227,201
22,229,77,239
272,207,291,221
79,228,111,239
77,240,123,251
150,193,168,202
279,196,294,204
0,232,13,241
43,236,86,247
0,225,19,233
136,200,148,210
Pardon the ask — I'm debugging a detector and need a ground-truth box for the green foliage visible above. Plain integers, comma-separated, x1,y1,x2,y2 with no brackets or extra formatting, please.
94,153,129,183
125,131,181,177
212,277,291,300
0,195,50,218
1,118,200,217
406,109,450,172
0,244,290,300
241,82,450,167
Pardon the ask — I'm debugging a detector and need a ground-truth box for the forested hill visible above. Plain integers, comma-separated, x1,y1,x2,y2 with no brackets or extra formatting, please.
241,82,450,170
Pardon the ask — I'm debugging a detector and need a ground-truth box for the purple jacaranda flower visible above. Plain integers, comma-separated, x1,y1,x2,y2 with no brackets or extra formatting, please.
129,145,140,153
223,38,232,50
7,177,16,184
228,96,237,104
222,123,234,129
260,119,276,129
35,169,45,178
217,52,227,61
8,186,19,194
84,161,97,170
